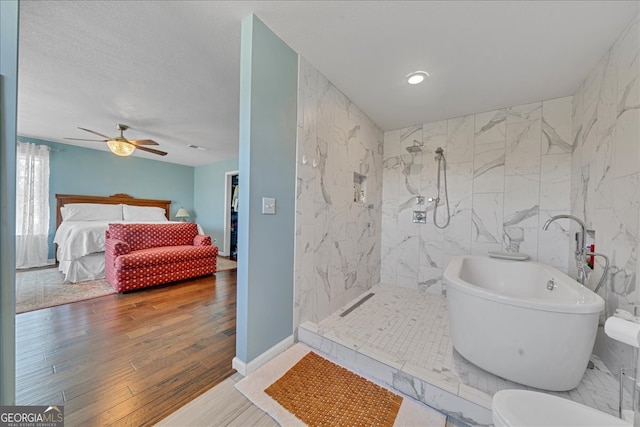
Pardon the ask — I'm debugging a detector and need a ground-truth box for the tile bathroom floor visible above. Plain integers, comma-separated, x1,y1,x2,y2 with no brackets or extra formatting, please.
304,283,623,418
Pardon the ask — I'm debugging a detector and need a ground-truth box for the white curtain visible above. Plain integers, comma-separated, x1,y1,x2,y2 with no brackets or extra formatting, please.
16,142,51,269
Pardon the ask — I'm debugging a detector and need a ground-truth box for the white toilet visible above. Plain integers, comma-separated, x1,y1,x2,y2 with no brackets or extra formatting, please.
492,389,631,427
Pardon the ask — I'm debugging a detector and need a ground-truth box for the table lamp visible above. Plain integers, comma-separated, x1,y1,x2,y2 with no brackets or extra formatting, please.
175,207,190,222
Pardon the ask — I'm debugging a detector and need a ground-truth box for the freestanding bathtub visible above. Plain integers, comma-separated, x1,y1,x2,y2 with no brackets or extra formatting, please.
443,255,605,391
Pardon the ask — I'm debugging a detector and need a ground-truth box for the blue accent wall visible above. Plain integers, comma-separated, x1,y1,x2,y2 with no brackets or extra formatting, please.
17,137,195,258
236,15,298,363
194,157,238,247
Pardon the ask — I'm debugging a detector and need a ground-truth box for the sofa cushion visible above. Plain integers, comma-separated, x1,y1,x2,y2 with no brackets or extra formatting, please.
113,257,216,282
114,245,218,270
108,223,199,252
109,259,216,292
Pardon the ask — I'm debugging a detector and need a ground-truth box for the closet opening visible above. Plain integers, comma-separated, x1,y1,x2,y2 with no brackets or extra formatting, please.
223,170,239,260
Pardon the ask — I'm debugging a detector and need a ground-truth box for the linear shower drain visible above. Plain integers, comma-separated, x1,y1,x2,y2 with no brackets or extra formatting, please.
339,293,375,317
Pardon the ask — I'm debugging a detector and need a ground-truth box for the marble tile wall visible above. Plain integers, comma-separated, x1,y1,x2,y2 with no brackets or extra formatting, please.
574,14,640,377
294,57,384,327
381,97,573,292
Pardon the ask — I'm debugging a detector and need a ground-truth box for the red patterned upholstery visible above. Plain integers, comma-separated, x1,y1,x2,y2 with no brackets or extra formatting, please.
194,235,211,246
105,223,217,293
108,222,198,251
104,236,131,257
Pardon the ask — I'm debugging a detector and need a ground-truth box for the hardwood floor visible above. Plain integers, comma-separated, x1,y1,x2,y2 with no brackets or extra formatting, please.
16,271,237,426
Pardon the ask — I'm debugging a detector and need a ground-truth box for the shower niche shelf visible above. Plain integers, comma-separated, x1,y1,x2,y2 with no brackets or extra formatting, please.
353,172,367,204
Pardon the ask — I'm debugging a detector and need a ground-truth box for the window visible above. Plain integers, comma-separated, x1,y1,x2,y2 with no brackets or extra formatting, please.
16,142,50,268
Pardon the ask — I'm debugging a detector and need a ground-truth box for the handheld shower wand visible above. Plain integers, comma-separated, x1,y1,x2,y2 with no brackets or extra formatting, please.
432,147,450,229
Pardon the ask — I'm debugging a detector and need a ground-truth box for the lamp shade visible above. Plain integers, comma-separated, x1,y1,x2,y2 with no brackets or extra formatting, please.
175,207,190,221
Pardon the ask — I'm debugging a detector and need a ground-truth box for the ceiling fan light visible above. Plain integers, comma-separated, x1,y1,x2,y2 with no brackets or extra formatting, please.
107,140,135,157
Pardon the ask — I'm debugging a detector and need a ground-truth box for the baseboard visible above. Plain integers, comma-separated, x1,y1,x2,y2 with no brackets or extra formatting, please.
232,334,294,376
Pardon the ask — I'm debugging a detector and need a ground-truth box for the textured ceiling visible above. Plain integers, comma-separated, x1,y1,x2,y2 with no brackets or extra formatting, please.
17,1,639,167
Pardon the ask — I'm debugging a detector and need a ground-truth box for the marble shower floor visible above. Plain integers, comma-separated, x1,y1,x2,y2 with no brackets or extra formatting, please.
299,283,624,425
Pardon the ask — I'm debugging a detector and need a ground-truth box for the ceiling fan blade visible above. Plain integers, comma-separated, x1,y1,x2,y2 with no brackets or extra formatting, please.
78,127,112,140
64,137,108,142
135,145,167,156
128,139,159,146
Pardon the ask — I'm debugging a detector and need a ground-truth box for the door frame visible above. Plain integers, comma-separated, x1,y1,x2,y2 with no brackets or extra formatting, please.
222,170,239,257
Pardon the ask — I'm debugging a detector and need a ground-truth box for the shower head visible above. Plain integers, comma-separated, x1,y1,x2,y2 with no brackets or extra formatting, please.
406,140,423,153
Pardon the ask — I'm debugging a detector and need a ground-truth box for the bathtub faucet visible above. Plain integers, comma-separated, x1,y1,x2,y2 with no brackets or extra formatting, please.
542,214,588,286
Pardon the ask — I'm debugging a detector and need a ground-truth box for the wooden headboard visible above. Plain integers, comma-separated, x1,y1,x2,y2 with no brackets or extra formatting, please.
55,193,172,229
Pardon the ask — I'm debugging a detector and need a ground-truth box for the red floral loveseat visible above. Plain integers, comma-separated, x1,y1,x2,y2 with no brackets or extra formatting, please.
104,222,217,292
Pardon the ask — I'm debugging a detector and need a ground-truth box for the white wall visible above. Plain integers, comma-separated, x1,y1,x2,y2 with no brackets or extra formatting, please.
381,97,573,291
574,14,640,376
294,57,384,326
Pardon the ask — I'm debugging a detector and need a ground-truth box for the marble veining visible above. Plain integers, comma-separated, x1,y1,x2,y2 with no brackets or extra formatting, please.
446,116,474,164
472,193,503,244
541,97,573,155
382,97,573,289
572,13,640,381
540,154,571,210
505,119,542,176
473,153,505,180
474,109,506,144
507,102,542,123
294,57,383,326
542,119,572,154
593,128,615,209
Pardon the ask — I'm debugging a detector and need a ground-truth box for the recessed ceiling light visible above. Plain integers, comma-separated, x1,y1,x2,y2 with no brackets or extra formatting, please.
406,71,430,85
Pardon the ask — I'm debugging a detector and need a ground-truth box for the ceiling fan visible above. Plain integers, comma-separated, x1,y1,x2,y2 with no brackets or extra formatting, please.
64,124,167,157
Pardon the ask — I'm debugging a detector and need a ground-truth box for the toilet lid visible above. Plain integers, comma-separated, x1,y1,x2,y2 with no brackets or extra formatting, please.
492,390,630,427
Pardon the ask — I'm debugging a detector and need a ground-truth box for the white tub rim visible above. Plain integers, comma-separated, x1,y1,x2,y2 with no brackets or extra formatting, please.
444,255,604,314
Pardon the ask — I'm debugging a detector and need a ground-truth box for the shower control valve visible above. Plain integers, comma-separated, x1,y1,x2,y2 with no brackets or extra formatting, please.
413,211,427,224
416,195,425,205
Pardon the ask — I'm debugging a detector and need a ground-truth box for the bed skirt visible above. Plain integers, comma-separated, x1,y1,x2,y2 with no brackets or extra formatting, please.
58,252,105,283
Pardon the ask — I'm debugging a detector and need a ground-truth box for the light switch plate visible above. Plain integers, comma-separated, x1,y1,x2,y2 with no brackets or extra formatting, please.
262,197,276,214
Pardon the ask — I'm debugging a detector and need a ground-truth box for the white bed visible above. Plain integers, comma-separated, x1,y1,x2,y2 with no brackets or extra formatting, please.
53,193,192,283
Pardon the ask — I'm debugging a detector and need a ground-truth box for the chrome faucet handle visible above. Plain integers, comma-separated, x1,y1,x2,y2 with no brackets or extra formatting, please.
546,279,556,291
542,214,590,287
585,251,610,294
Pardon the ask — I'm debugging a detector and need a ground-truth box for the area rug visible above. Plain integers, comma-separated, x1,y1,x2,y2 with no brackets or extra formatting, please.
16,268,115,314
16,258,236,314
216,257,237,271
235,343,446,427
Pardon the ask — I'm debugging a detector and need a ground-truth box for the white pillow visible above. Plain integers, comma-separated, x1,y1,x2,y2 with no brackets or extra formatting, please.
123,204,168,221
61,203,123,221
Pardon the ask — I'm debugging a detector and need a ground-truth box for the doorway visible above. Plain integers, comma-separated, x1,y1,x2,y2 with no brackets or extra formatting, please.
223,171,239,260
